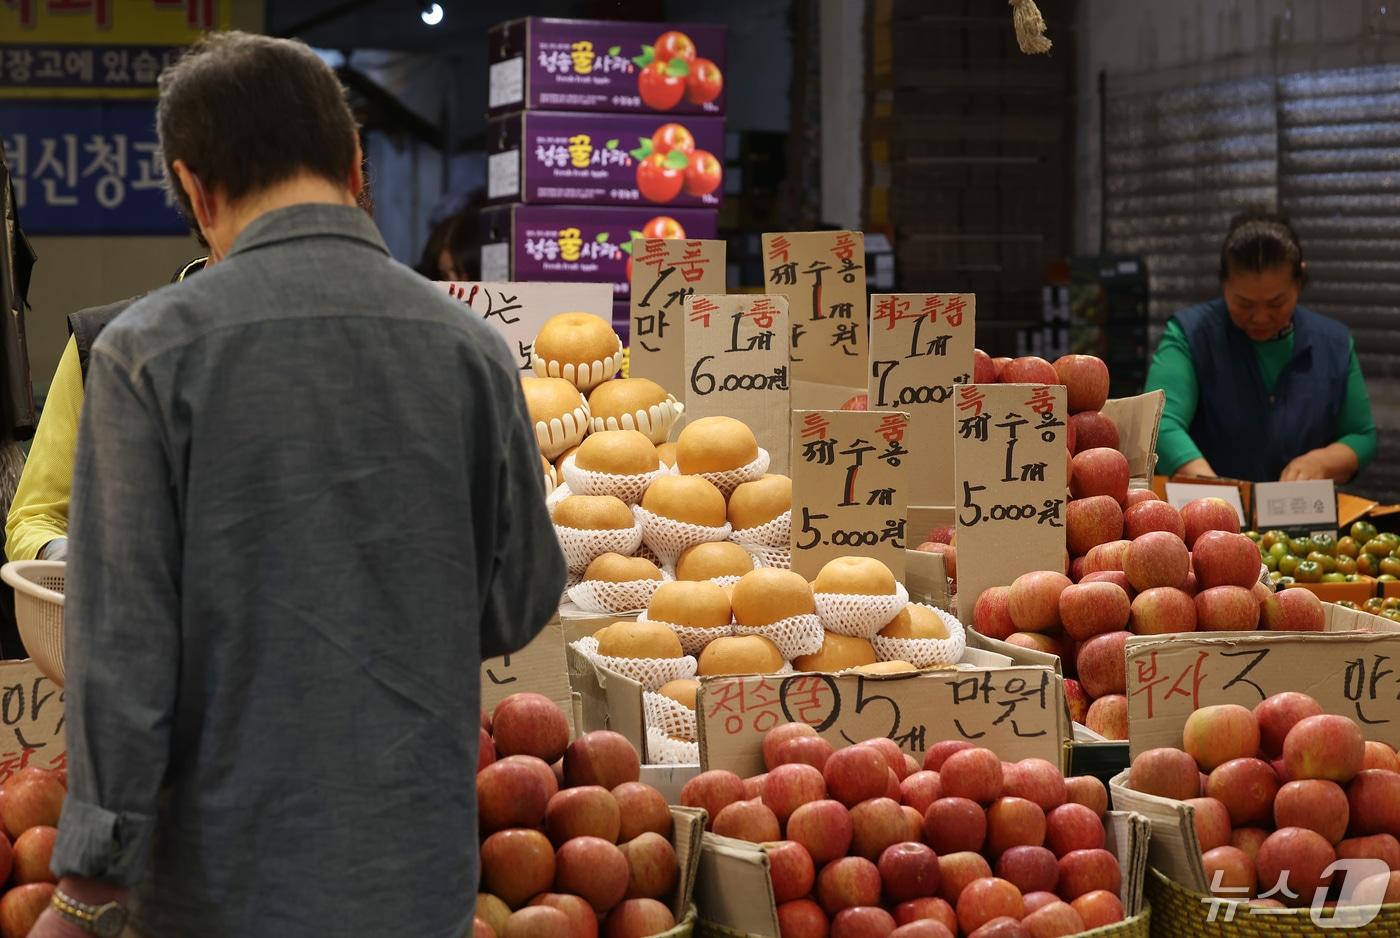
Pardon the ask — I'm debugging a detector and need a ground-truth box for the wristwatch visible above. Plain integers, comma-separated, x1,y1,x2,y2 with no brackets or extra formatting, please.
51,889,127,937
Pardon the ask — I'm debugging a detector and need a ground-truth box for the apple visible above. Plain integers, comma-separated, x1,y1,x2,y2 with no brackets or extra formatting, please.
1183,798,1231,852
1183,704,1260,771
1053,355,1109,414
1207,758,1280,826
1045,804,1105,857
1251,692,1323,758
764,763,828,823
986,797,1047,856
1337,833,1400,868
924,741,974,772
1181,497,1241,548
776,735,837,771
545,785,621,846
817,856,883,915
1006,632,1061,655
825,744,891,808
473,916,496,938
831,907,897,938
765,722,819,771
477,894,512,935
681,770,745,830
957,877,1025,934
1085,695,1128,740
1022,892,1059,915
996,845,1059,895
967,918,1031,938
619,831,678,901
880,841,942,903
1070,448,1129,506
901,771,943,814
493,692,570,764
1345,770,1400,837
1076,631,1130,698
905,754,922,777
1364,741,1400,773
1123,532,1189,591
973,587,1017,641
864,738,913,781
1122,501,1185,541
1007,571,1072,633
937,851,994,905
497,755,559,804
1002,356,1059,385
555,836,631,913
529,894,598,938
1230,827,1269,863
789,799,855,863
1129,587,1196,634
777,898,830,937
1064,776,1108,817
11,825,56,885
1056,848,1121,901
891,921,954,938
479,728,497,772
923,796,987,854
1083,540,1130,575
1126,489,1159,506
608,784,671,844
1066,496,1123,557
1068,556,1087,583
1079,571,1135,598
481,829,556,909
940,748,1004,805
1067,411,1119,455
992,357,1012,378
894,896,957,931
1006,759,1066,812
1256,827,1336,904
1261,587,1325,632
0,884,55,938
1195,585,1260,631
565,731,642,790
1193,531,1263,590
714,799,781,843
1129,747,1201,800
477,760,551,835
1354,871,1400,905
1058,582,1131,642
1274,779,1349,845
1284,714,1365,783
1201,846,1256,898
767,840,817,903
502,906,572,938
1063,680,1090,725
1021,901,1086,938
1070,890,1124,928
604,899,675,938
850,797,909,861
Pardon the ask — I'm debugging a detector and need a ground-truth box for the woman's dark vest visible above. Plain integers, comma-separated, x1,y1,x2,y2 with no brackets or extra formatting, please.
67,297,137,382
1172,299,1351,482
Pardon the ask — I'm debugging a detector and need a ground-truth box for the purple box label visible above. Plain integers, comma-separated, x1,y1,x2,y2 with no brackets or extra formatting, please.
491,17,726,116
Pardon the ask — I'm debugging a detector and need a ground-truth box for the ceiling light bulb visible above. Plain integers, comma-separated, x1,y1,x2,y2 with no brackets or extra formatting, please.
420,2,443,26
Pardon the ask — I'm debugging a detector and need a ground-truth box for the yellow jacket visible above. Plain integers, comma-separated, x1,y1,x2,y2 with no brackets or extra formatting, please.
6,337,83,561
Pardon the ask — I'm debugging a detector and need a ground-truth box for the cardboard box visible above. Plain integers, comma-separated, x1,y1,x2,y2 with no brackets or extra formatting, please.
1099,390,1163,487
480,204,718,302
0,659,65,780
481,616,573,733
665,804,707,924
488,18,727,117
487,111,726,208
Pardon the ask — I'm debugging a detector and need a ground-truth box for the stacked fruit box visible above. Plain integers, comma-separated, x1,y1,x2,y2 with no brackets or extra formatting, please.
483,17,727,342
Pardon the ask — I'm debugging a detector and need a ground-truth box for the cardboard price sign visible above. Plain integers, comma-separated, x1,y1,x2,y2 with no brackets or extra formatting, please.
438,281,612,373
868,293,975,508
0,660,65,782
696,666,1068,777
1126,626,1400,757
629,238,727,397
683,294,792,475
953,384,1068,626
790,409,911,581
762,231,867,397
481,617,573,731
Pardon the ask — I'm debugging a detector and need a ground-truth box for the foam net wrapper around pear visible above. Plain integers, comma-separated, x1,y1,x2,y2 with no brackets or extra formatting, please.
633,505,732,567
572,636,699,691
533,338,624,393
590,395,684,445
644,691,698,742
732,613,825,660
871,605,967,668
554,520,644,574
561,457,666,505
546,480,572,510
645,727,700,766
698,449,771,498
815,582,911,638
534,403,591,460
651,619,734,657
731,510,792,550
567,576,669,615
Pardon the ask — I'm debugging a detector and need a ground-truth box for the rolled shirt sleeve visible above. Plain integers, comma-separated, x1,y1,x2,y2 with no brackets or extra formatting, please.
51,345,180,886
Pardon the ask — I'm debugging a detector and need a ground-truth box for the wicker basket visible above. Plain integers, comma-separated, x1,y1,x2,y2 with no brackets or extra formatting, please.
697,907,1151,937
1147,867,1400,937
658,905,697,937
0,561,65,686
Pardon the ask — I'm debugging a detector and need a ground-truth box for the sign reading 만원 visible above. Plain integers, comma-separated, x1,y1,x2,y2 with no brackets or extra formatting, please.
437,281,613,374
0,660,66,781
629,238,725,398
790,409,910,582
868,293,976,508
696,666,1068,777
762,231,867,400
683,294,791,475
953,384,1068,626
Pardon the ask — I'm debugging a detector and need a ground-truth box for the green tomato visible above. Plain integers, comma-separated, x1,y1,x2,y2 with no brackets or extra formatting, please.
1295,560,1324,583
1262,530,1288,550
1311,533,1337,557
1352,520,1379,544
1379,574,1399,583
1279,554,1301,577
1365,597,1386,613
1263,554,1278,572
1365,538,1392,559
1276,575,1296,586
1306,552,1337,573
1290,537,1316,557
1336,600,1358,609
1322,572,1347,584
1268,542,1290,561
1383,609,1400,622
1338,536,1360,559
1245,530,1261,542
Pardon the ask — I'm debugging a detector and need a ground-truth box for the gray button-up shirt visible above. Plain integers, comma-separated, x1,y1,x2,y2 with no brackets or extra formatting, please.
52,203,566,938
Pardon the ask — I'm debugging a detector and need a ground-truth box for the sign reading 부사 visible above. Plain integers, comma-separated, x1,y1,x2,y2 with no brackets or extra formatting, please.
629,238,726,401
954,384,1068,626
762,231,867,399
683,294,791,475
868,293,976,508
438,281,613,374
789,409,910,581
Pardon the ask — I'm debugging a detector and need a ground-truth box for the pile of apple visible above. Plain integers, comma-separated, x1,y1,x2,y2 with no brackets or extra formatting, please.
0,766,67,938
475,693,685,938
1128,692,1400,907
974,490,1327,741
681,722,1128,937
971,351,1124,465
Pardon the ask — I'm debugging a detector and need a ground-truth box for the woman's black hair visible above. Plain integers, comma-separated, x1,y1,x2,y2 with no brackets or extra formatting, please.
1219,210,1306,286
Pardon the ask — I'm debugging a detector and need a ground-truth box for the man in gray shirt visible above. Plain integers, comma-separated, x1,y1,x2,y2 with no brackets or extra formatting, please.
34,32,565,938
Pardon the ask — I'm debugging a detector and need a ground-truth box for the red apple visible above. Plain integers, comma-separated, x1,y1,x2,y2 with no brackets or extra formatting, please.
1181,497,1240,548
1184,798,1232,852
529,894,598,938
1046,803,1105,857
1063,680,1090,725
1183,704,1260,771
480,727,497,772
498,755,559,803
1254,692,1324,757
546,785,622,845
765,762,828,823
1022,892,1058,915
1355,871,1400,905
1053,355,1109,414
850,797,909,861
973,587,1017,641
477,894,512,934
778,898,830,937
1079,571,1135,598
503,906,572,938
481,829,556,909
937,851,994,905
1070,448,1129,506
1126,489,1159,506
996,845,1059,895
894,896,957,931
1207,758,1280,826
1084,695,1128,741
1275,779,1349,845
0,884,55,938
1345,770,1400,837
1064,776,1108,816
1058,582,1131,641
1129,586,1196,634
923,796,987,854
923,741,974,772
619,831,678,901
880,841,942,903
473,915,497,938
1068,412,1120,455
1201,846,1256,898
957,877,1025,934
1129,747,1201,800
1363,741,1400,773
1261,587,1325,632
1256,827,1336,904
1070,890,1124,928
901,771,943,814
973,349,998,384
1021,901,1086,938
1337,833,1400,868
1066,496,1123,557
776,735,837,771
1075,631,1130,698
714,798,781,843
863,738,913,781
1195,585,1260,631
789,799,855,863
1122,501,1185,541
826,744,891,808
967,918,1031,938
1006,759,1066,813
1007,571,1073,634
604,899,675,938
1231,827,1269,862
986,797,1047,856
555,836,630,913
767,840,817,904
493,693,570,764
831,907,897,938
1193,531,1263,590
992,357,1012,378
1006,632,1061,655
1284,714,1365,784
1083,540,1130,575
611,783,672,842
1002,356,1058,385
744,774,767,802
565,731,642,790
9,825,50,885
1123,532,1189,591
681,770,746,829
765,722,820,771
890,921,954,938
477,760,551,835
1056,848,1121,901
940,748,1004,805
818,856,883,915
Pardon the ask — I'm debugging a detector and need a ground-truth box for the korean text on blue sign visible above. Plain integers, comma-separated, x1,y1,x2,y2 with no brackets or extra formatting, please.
0,44,181,92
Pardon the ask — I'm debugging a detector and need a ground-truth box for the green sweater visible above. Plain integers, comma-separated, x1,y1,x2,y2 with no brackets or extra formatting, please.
1145,318,1377,477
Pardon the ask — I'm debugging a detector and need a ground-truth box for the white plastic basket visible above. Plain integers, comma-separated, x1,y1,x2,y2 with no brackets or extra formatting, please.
1,561,65,687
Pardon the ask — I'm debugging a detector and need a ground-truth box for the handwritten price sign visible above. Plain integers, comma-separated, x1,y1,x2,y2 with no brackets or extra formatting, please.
789,409,911,580
629,238,726,399
0,660,65,784
438,281,613,373
953,384,1068,627
762,231,867,396
1126,629,1400,758
868,293,975,507
481,617,572,731
696,667,1068,776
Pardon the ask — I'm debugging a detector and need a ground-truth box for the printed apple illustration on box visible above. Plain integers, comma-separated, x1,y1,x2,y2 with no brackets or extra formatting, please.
622,215,688,283
632,122,722,203
634,29,724,111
